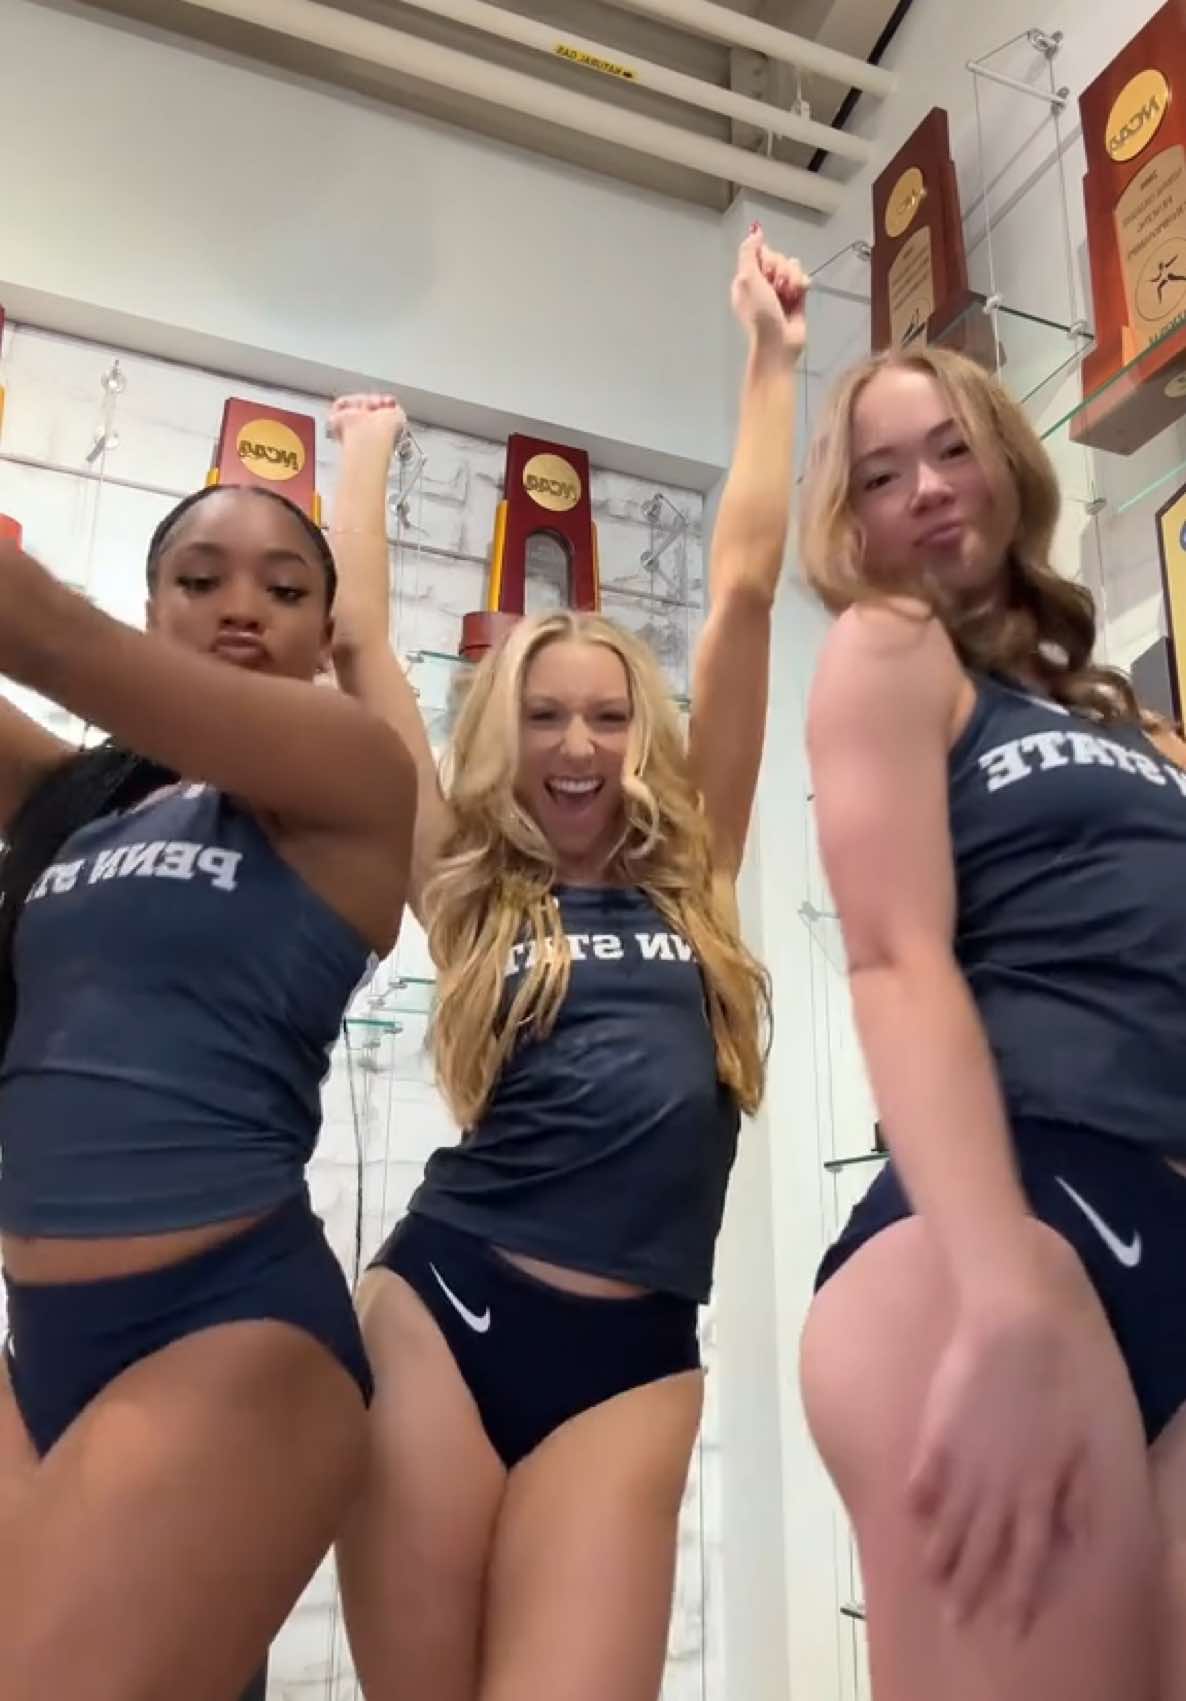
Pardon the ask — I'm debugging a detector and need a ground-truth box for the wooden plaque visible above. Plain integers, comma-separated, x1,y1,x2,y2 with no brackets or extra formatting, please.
1073,1,1186,454
460,434,600,661
206,398,320,522
870,109,990,362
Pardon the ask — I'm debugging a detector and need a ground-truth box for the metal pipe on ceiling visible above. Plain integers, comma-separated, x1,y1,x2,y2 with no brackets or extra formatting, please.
391,0,874,164
607,0,897,96
174,0,844,212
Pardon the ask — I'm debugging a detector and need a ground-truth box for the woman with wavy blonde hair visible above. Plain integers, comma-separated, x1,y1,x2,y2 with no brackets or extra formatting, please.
426,607,768,1134
322,226,804,1701
800,343,1186,1701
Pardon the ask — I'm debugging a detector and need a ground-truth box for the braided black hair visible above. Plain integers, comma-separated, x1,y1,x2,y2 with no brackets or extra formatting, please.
146,484,337,606
0,743,176,1058
0,483,337,1061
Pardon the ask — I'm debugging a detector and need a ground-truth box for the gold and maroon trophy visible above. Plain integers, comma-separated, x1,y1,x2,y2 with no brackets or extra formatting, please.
870,109,991,362
1072,1,1186,454
460,434,600,661
206,398,321,521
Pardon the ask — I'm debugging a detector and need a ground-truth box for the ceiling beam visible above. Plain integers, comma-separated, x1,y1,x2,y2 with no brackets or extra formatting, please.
174,0,847,210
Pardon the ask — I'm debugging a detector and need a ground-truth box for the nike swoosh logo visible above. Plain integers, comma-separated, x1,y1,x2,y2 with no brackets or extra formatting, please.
429,1263,492,1333
1055,1177,1142,1268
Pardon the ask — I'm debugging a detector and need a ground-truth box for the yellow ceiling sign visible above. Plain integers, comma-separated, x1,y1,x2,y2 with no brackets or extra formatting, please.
554,44,637,81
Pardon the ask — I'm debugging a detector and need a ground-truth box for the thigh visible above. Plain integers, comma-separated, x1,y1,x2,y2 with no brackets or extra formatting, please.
0,1357,37,1528
336,1268,506,1701
0,1317,365,1701
479,1370,703,1701
801,1218,1159,1701
1151,1400,1186,1695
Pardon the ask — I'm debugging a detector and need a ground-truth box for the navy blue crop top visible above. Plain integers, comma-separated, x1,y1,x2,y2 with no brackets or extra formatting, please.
410,885,740,1303
0,783,371,1236
951,675,1186,1153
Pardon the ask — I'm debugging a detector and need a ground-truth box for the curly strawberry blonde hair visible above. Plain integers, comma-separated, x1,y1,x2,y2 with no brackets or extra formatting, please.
799,343,1141,724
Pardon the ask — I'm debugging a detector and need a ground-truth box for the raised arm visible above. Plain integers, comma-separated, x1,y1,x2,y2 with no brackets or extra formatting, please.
0,538,413,839
327,395,450,918
688,227,806,879
810,603,1098,1634
810,606,1030,1283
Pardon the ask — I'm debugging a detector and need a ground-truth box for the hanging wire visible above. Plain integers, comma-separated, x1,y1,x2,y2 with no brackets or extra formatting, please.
329,1012,381,1701
375,1018,398,1270
3,325,93,742
802,738,854,1689
697,1417,707,1701
1047,54,1083,335
342,1020,366,1291
807,237,873,284
393,425,426,660
66,358,127,750
969,24,1049,74
971,64,1002,331
81,360,124,597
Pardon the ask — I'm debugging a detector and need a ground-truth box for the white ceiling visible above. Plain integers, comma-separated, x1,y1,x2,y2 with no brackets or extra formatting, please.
77,0,909,212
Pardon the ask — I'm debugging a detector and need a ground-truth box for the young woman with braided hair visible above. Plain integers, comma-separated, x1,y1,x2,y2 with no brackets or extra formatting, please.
0,482,414,1700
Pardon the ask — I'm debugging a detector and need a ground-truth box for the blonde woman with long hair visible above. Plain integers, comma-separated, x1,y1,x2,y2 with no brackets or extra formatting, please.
322,227,803,1701
799,343,1186,1701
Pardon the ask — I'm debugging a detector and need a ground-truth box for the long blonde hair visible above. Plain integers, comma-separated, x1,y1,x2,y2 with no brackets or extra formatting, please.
799,344,1141,723
423,610,771,1127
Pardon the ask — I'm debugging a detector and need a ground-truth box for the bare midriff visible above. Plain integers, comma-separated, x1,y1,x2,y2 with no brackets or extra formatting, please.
2,1209,269,1284
494,1247,649,1298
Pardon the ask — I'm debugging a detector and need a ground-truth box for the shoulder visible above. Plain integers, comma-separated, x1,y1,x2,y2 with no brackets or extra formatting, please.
818,596,957,669
1143,716,1186,771
809,600,964,749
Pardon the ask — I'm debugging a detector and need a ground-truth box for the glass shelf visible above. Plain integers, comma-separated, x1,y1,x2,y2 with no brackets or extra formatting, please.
823,1150,886,1175
349,973,436,1022
930,299,1094,416
407,648,472,719
343,1014,402,1037
1039,328,1186,518
1040,318,1186,450
1035,323,1186,729
799,898,846,973
799,295,1094,474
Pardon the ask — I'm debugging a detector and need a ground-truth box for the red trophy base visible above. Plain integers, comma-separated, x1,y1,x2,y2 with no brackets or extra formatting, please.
460,610,520,664
0,515,22,546
1071,330,1186,455
924,288,999,370
1071,2,1186,455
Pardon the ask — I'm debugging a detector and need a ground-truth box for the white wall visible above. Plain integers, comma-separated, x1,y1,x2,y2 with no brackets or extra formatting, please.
2,0,728,488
